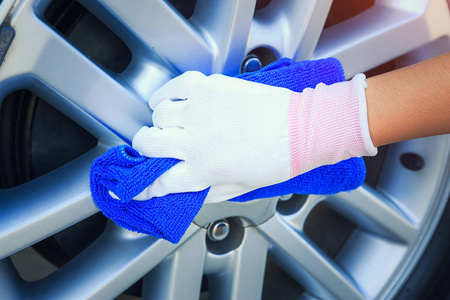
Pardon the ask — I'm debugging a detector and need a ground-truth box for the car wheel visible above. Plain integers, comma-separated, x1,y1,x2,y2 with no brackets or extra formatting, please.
0,0,449,299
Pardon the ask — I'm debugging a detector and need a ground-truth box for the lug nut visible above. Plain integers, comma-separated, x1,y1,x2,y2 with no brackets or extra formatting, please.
207,219,230,241
279,194,294,201
241,54,262,73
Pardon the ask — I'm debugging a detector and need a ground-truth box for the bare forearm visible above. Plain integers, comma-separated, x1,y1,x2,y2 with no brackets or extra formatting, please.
366,52,450,147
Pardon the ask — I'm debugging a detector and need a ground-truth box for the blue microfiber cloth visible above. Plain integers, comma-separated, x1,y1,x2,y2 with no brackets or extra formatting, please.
90,58,366,243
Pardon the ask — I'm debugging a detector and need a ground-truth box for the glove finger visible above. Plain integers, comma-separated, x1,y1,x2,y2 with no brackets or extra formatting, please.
133,162,205,200
149,71,206,109
152,98,188,129
132,126,186,160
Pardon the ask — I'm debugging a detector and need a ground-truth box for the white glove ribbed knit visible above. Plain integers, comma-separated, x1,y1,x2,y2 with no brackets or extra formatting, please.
131,71,377,203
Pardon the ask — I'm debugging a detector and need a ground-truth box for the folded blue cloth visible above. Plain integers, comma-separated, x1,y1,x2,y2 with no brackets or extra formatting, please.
90,58,366,243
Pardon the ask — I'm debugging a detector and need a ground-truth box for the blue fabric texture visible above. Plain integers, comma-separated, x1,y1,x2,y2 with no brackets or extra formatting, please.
90,58,366,244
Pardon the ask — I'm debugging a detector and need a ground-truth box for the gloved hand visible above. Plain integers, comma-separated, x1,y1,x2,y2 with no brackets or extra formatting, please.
131,71,377,203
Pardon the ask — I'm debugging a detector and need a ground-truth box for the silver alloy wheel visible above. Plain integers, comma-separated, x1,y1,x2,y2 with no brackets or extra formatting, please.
1,0,450,299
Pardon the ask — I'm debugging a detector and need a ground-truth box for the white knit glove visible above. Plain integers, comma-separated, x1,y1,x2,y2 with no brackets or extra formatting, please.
132,71,377,203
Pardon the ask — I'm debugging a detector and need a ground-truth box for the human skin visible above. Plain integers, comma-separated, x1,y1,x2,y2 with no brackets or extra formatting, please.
366,51,450,147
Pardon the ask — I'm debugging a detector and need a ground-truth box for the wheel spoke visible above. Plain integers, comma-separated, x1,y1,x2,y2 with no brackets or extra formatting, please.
23,223,201,299
0,146,109,259
0,259,23,299
82,0,214,74
0,0,16,24
193,0,257,75
0,7,150,142
247,0,332,59
207,228,269,300
142,230,206,300
259,215,366,300
312,0,450,77
287,0,333,60
279,195,321,233
330,184,418,244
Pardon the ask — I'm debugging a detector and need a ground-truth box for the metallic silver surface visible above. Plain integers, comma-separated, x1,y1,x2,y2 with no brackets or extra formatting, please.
0,0,449,299
279,193,294,201
242,55,262,73
207,220,230,242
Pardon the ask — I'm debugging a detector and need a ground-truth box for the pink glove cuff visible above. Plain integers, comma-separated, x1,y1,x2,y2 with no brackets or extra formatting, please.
288,73,377,177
